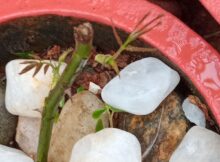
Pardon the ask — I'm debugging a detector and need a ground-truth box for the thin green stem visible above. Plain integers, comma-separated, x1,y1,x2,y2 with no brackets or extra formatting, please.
106,106,114,128
112,36,134,59
36,23,93,162
110,112,115,128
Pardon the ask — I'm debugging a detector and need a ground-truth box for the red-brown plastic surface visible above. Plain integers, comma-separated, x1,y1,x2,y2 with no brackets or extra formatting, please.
200,0,220,24
0,0,220,126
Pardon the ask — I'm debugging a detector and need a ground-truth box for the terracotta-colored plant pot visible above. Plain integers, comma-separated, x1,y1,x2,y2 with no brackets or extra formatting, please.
200,0,220,24
0,0,220,126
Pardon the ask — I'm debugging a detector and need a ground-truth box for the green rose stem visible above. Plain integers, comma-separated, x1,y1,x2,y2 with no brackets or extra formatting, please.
36,22,94,162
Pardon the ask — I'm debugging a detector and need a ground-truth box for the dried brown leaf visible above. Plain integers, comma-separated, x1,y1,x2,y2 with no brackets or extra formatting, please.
20,60,38,64
19,64,36,75
139,21,162,36
135,14,163,35
44,64,50,75
133,11,151,31
33,63,43,77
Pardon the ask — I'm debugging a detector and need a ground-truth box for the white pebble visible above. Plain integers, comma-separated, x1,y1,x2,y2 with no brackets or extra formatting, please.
182,98,206,127
102,57,180,115
0,144,33,162
5,59,66,118
16,117,41,159
170,126,220,162
89,82,101,94
70,128,141,162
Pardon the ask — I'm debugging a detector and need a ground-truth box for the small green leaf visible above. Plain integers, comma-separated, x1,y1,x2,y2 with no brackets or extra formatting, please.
95,54,119,75
77,86,85,93
58,48,73,62
107,57,119,75
95,119,104,132
92,108,106,119
14,51,34,59
95,54,111,66
51,67,61,88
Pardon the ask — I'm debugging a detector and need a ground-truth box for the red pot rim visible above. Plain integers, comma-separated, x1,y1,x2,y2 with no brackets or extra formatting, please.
200,0,220,24
1,0,220,126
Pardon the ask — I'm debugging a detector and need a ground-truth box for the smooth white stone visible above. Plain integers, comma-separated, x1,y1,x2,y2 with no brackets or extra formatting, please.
89,82,101,94
170,126,220,162
70,128,141,162
0,144,33,162
16,117,41,160
182,98,206,127
101,57,180,115
5,59,66,118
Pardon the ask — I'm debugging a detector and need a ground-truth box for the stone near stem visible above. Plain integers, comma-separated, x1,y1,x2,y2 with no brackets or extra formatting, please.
102,57,180,115
0,83,17,145
70,128,141,162
48,91,108,162
16,117,41,160
5,59,66,118
15,91,108,162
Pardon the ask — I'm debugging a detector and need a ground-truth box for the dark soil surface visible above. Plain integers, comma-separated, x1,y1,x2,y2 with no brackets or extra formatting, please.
0,66,4,80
